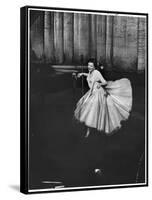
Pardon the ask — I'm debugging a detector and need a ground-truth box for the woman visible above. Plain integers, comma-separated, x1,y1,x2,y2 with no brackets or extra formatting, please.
74,59,132,137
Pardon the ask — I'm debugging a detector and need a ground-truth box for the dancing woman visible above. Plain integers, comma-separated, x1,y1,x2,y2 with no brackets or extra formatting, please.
74,59,132,137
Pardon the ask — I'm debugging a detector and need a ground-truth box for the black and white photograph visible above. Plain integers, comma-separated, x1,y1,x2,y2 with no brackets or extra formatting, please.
20,6,148,194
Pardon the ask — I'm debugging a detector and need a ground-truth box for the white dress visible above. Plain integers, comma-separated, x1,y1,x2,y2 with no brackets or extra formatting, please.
74,70,132,135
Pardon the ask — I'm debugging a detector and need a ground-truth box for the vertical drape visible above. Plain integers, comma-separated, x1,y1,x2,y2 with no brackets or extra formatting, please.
96,15,106,65
90,15,97,60
105,16,114,70
63,13,74,63
73,13,80,64
44,11,54,62
137,17,147,71
125,17,138,71
30,11,44,60
54,12,64,64
30,10,147,71
78,13,90,63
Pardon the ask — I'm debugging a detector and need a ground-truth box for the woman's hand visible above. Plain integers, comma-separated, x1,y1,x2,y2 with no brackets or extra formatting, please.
104,90,109,97
97,83,102,89
77,73,82,78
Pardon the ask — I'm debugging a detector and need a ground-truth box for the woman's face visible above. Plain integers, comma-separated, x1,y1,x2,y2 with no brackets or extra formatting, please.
88,62,95,72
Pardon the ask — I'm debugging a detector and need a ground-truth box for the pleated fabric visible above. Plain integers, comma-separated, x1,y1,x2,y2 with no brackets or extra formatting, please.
74,76,132,135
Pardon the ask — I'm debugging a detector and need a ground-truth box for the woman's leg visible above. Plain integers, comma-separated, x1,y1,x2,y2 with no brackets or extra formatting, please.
85,127,90,137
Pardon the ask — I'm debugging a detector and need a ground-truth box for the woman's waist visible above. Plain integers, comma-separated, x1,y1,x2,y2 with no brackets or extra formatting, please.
92,83,105,92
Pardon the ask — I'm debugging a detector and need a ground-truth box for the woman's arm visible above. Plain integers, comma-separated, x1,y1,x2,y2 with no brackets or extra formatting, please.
100,81,107,86
77,72,88,78
99,74,107,85
90,71,107,93
95,70,107,86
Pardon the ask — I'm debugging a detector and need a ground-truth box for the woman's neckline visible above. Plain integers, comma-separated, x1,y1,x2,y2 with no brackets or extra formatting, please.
89,69,95,75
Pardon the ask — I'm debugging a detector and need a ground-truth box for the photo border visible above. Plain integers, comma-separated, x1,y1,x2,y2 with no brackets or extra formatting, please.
20,5,148,194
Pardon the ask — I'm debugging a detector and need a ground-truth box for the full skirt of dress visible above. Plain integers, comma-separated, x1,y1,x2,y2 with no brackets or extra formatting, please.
74,78,132,134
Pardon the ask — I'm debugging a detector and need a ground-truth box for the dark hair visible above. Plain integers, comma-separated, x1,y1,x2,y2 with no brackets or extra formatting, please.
87,58,97,68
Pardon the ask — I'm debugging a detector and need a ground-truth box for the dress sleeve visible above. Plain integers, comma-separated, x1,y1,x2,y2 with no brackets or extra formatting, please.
94,70,107,84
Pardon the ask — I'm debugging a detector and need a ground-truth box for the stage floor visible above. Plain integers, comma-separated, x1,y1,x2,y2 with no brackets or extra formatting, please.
28,70,146,190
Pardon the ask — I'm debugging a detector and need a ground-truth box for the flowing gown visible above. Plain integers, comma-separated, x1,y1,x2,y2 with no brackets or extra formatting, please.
74,70,132,135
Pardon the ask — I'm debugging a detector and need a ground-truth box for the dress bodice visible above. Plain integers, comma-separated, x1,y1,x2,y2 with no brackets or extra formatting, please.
87,70,106,89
